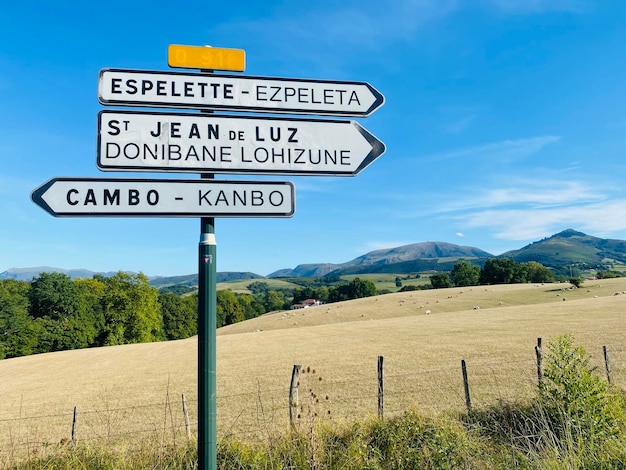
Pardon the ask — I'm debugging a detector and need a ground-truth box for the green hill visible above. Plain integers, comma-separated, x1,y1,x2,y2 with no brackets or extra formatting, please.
501,229,626,271
270,242,492,277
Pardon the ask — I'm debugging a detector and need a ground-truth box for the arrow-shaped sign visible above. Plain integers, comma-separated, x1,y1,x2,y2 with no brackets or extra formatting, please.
31,178,295,217
97,110,386,176
98,68,385,117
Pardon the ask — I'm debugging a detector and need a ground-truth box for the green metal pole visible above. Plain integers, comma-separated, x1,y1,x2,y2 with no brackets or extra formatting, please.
198,61,217,468
198,210,217,470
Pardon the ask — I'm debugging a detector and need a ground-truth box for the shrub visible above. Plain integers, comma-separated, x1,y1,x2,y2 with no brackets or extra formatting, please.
365,412,477,468
538,335,624,444
466,335,626,468
568,277,583,288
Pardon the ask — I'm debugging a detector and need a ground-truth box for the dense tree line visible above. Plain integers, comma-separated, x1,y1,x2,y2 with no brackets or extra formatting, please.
0,272,197,360
0,273,381,360
0,261,559,360
5,262,555,359
2,263,560,359
430,258,555,289
214,278,378,328
250,277,378,309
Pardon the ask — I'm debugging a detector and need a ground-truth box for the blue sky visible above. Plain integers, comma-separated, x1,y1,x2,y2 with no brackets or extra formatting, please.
2,0,626,277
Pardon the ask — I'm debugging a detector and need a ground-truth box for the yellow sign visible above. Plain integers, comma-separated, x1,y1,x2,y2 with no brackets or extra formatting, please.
168,45,245,72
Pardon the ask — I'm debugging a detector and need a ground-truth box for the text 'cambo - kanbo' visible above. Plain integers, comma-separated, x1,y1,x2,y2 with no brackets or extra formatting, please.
63,188,286,208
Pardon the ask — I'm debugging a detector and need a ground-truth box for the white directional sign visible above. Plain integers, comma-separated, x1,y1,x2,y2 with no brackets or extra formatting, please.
98,68,385,117
31,178,295,217
97,110,386,176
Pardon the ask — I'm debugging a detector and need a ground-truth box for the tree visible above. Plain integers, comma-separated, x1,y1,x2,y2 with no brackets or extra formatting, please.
28,273,99,353
328,277,378,302
569,277,583,288
236,293,265,320
0,279,36,359
522,261,555,283
98,272,163,345
348,277,378,298
160,293,197,340
29,272,79,320
316,286,330,303
248,281,270,295
479,258,517,285
449,260,480,287
74,277,107,346
430,273,451,289
263,290,286,312
395,277,403,288
216,290,245,327
293,286,329,304
293,286,314,304
158,284,196,296
597,271,620,279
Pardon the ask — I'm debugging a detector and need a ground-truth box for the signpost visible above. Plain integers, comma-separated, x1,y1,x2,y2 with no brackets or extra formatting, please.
97,110,385,175
31,178,295,217
99,68,385,117
32,43,385,470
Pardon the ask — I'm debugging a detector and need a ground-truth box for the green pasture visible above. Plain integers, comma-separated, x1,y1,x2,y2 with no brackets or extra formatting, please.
218,273,432,294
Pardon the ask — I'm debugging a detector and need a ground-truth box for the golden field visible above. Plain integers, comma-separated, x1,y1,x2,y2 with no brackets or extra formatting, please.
1,278,625,458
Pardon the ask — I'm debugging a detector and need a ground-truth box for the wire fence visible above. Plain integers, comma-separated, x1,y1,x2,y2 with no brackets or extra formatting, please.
1,342,624,463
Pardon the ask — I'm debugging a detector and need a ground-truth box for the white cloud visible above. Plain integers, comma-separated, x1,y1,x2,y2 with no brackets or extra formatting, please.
431,178,600,215
413,175,626,246
421,135,561,164
455,199,626,242
456,232,465,237
472,180,602,208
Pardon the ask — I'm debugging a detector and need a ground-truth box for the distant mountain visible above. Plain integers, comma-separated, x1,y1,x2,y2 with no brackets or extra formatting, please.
0,267,263,285
0,267,114,281
268,263,343,278
150,272,264,287
345,242,491,266
268,242,492,278
329,258,470,276
501,229,626,268
6,230,626,285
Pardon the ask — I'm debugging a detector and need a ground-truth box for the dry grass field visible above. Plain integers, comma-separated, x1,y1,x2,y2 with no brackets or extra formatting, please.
1,278,626,460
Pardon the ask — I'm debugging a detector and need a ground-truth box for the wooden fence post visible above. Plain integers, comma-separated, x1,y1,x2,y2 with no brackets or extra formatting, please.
71,406,78,444
289,364,301,429
461,359,471,412
535,337,543,385
603,345,612,384
377,355,384,419
182,393,191,440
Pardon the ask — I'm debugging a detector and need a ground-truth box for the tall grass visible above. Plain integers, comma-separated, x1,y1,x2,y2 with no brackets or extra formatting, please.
6,335,626,469
467,334,626,469
5,440,198,469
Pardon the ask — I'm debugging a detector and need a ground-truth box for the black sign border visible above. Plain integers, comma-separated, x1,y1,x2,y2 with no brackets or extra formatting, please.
96,110,386,176
98,68,385,117
31,177,296,218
